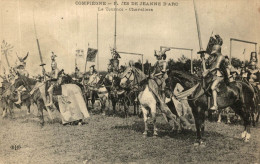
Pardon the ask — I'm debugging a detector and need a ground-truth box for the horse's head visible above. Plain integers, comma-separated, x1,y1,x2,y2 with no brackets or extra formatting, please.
166,70,200,91
119,66,147,88
119,67,135,88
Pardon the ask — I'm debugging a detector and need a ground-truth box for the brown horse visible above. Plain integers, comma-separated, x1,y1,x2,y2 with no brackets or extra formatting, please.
165,70,256,144
1,78,32,118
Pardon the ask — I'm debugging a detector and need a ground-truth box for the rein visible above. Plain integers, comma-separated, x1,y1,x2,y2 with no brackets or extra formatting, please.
167,75,211,101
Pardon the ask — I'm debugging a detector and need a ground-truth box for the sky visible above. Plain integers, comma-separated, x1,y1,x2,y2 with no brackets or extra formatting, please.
0,0,260,76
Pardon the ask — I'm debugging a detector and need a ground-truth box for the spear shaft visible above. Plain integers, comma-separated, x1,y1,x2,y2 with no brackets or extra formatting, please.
193,0,206,71
33,9,46,80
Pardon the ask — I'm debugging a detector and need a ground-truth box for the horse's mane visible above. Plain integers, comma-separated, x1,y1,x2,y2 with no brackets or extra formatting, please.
19,75,37,85
168,70,200,88
132,67,147,82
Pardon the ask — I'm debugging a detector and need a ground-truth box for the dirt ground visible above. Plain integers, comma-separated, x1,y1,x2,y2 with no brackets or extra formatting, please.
0,104,259,164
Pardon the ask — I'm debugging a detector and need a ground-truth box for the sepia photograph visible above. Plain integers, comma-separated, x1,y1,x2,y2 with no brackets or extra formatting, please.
0,0,259,163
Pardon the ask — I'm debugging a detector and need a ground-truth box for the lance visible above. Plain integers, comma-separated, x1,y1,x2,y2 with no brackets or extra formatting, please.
193,0,206,71
33,9,46,81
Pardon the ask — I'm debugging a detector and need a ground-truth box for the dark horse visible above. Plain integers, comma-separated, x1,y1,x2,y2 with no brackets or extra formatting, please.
1,78,32,118
166,70,256,144
11,72,80,125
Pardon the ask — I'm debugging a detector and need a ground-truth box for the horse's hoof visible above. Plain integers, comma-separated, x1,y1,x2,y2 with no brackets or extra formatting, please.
217,121,221,123
200,141,206,147
241,131,247,139
153,131,158,137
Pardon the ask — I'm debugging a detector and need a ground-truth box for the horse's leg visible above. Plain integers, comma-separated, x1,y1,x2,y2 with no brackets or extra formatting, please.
217,112,221,123
9,102,14,119
2,107,7,118
141,105,149,136
133,101,137,116
37,100,44,126
233,103,251,142
26,99,31,115
192,106,203,145
91,93,95,109
151,107,158,137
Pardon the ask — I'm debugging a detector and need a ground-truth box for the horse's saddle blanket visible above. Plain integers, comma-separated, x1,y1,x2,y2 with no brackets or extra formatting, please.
175,84,199,100
58,84,90,124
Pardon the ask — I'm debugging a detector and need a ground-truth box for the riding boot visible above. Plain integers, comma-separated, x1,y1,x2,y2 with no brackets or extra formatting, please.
210,90,218,111
15,91,22,104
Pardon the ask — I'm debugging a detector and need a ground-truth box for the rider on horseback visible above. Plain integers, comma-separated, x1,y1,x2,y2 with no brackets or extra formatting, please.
203,35,227,111
151,48,170,99
46,53,60,107
248,52,259,86
14,52,29,105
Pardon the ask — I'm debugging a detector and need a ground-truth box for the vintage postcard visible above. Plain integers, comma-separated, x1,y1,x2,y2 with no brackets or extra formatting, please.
0,0,259,163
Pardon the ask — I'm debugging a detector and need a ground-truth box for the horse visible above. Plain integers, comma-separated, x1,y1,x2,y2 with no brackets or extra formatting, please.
165,70,256,144
10,75,51,125
102,73,122,115
103,72,140,117
82,74,110,115
120,66,180,137
1,78,32,118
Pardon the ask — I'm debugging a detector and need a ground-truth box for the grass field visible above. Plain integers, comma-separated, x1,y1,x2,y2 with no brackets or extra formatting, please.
0,105,259,164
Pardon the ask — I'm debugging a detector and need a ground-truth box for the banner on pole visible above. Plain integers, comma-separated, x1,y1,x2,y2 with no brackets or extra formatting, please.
86,48,98,62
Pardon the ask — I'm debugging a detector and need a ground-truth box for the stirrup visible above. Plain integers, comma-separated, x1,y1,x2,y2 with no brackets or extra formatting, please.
210,105,218,111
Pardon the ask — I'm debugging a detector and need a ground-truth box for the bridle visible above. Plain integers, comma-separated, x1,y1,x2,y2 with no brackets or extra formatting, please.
121,68,135,87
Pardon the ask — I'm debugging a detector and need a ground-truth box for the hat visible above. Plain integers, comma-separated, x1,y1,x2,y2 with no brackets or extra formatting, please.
154,48,170,57
90,65,95,68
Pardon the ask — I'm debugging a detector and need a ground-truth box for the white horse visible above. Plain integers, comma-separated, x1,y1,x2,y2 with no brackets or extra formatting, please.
120,66,179,137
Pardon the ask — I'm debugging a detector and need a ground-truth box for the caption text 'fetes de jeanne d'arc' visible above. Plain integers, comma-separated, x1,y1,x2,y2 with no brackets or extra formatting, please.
75,1,179,12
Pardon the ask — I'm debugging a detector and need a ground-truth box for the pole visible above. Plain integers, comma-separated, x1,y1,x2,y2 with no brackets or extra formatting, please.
230,39,232,63
193,0,203,51
141,54,144,72
33,9,46,80
193,0,206,71
97,13,99,72
114,0,117,50
191,50,193,74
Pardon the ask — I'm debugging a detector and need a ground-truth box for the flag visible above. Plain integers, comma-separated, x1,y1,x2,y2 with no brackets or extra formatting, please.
110,47,121,59
86,48,98,62
76,49,84,58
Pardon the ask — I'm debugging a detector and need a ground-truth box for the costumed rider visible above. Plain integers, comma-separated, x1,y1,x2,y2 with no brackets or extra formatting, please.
149,48,178,123
87,65,100,108
152,48,170,99
14,52,29,104
224,56,239,82
46,52,60,107
203,35,228,111
240,61,248,80
248,52,259,89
